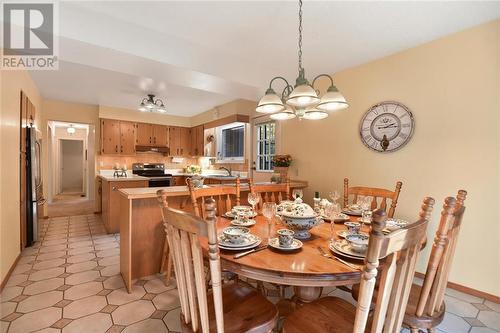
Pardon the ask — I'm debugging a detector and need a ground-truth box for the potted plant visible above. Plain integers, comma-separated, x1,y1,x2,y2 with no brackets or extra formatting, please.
273,154,292,183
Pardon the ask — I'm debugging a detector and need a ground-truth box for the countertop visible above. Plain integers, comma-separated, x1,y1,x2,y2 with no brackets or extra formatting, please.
119,181,308,200
97,174,149,182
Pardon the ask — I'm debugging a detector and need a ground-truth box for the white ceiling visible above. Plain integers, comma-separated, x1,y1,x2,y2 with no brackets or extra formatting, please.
29,1,500,117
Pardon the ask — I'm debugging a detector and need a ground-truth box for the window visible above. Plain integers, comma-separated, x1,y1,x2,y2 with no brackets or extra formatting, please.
256,122,276,171
217,122,245,162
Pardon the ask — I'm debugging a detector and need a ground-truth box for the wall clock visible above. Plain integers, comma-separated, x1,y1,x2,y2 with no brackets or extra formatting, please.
359,101,415,152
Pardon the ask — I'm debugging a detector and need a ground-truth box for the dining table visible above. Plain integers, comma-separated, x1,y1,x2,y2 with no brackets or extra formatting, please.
200,213,368,308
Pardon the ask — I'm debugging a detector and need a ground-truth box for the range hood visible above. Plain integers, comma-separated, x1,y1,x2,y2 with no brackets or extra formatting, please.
136,145,169,154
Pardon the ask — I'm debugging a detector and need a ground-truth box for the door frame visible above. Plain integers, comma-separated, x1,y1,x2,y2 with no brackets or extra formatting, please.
56,137,87,196
250,115,282,182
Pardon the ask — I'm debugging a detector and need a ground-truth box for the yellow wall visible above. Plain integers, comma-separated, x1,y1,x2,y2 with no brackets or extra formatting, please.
281,20,500,296
190,99,256,126
0,69,42,283
99,105,191,127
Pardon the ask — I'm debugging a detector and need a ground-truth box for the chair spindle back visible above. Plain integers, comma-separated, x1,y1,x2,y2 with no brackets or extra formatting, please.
187,178,241,218
249,179,290,212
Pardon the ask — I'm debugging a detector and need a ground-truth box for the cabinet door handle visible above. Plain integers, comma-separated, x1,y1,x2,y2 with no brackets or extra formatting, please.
115,145,118,152
112,186,117,191
120,146,123,153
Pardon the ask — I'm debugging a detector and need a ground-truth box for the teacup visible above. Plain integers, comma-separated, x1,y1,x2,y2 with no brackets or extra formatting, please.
277,229,295,248
344,221,361,235
346,233,369,253
348,204,362,212
232,205,252,213
223,227,249,244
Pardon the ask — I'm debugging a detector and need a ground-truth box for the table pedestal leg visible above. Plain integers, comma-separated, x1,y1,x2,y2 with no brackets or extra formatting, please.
292,286,323,305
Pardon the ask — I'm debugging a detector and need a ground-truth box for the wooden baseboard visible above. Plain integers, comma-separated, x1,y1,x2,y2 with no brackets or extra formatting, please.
0,253,21,292
414,272,500,304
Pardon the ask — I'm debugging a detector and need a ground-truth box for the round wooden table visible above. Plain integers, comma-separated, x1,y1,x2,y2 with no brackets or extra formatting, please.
209,215,365,304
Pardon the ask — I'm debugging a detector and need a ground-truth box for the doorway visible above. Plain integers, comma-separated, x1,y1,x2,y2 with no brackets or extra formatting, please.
59,139,85,196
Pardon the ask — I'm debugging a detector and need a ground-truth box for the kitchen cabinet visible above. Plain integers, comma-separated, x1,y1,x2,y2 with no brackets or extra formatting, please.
153,125,168,147
168,126,191,156
101,178,148,233
136,123,153,146
172,176,187,186
191,125,204,156
101,119,136,155
180,127,191,156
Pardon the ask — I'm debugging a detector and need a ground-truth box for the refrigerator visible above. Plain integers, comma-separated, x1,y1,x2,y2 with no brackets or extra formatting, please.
26,126,44,246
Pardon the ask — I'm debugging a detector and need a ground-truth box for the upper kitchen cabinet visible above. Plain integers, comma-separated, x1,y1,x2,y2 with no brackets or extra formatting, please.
191,125,204,156
168,126,191,156
136,123,153,146
180,127,192,156
152,125,168,147
101,119,136,155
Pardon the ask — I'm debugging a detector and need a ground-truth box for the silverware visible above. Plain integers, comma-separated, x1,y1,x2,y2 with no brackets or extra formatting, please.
317,246,361,270
233,245,267,259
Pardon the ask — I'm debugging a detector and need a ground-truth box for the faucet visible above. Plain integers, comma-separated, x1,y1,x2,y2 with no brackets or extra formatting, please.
219,166,232,176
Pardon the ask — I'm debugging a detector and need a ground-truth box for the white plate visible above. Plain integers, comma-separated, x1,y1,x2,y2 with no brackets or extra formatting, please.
217,234,260,248
336,230,369,239
230,219,256,227
322,213,350,222
225,211,257,219
268,237,303,251
342,208,362,216
385,218,409,231
357,217,372,224
219,238,262,251
330,239,366,259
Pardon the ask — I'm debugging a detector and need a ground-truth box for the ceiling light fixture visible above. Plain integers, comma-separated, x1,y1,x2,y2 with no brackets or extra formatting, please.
138,94,167,113
256,0,349,120
66,125,76,134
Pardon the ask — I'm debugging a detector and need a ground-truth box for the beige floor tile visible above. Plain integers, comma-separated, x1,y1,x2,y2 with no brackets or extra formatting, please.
21,247,40,256
122,318,168,333
11,263,32,275
24,278,65,295
103,276,125,290
34,258,66,270
37,327,63,332
43,239,68,246
37,251,67,261
111,300,155,326
97,256,119,267
67,236,91,243
39,244,68,254
63,295,107,319
18,255,36,265
0,286,23,302
66,261,97,274
107,287,145,306
17,290,63,313
30,267,65,281
68,241,93,249
4,274,28,287
67,246,94,256
484,300,500,313
163,307,181,332
8,307,62,333
100,264,119,277
0,302,16,318
144,278,175,294
65,282,103,300
95,248,119,258
94,243,118,251
152,289,180,311
67,253,96,264
0,321,9,333
477,311,500,331
62,312,112,333
65,270,100,285
444,295,479,318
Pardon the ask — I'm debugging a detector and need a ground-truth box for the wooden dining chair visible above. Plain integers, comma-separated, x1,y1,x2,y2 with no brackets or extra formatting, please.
403,190,467,333
249,178,290,212
187,178,241,218
159,196,279,333
343,178,403,218
283,197,435,333
157,190,174,286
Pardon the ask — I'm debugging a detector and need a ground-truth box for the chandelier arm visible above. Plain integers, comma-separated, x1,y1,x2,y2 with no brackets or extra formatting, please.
267,76,293,100
311,74,334,92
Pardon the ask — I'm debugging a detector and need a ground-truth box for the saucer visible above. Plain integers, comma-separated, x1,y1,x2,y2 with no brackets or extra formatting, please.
230,219,256,227
385,218,409,231
217,234,260,248
330,239,366,259
336,230,369,239
268,237,303,251
357,217,372,224
342,208,362,216
225,211,257,219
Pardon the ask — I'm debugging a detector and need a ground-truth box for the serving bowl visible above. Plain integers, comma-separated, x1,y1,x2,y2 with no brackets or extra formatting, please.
279,198,322,239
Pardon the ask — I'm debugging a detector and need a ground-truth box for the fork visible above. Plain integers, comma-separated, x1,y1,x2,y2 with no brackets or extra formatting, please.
317,246,361,270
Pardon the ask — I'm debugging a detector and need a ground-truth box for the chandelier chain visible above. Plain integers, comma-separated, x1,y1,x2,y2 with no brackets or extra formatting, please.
298,0,303,72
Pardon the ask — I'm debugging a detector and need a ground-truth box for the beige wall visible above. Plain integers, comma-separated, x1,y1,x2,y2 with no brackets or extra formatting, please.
0,69,42,283
99,105,191,127
280,20,500,296
190,99,256,126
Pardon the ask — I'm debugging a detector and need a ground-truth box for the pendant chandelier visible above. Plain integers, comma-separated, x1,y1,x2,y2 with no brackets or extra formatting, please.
138,94,167,113
256,0,348,120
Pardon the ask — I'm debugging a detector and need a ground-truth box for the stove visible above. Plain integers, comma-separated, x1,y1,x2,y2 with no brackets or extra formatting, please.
132,163,173,187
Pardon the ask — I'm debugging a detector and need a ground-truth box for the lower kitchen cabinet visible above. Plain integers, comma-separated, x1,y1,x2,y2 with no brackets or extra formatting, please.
172,176,187,186
101,179,148,233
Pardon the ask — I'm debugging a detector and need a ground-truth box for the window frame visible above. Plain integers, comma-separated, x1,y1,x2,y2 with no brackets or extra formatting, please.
216,122,245,163
255,121,276,172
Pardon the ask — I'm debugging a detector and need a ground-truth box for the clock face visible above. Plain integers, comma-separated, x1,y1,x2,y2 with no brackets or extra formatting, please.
359,102,415,152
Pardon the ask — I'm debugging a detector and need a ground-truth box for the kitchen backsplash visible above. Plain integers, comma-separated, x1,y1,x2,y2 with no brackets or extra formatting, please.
96,154,198,171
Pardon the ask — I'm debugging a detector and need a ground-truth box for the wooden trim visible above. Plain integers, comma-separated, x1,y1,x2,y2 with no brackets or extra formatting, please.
0,253,21,292
203,114,250,129
414,272,500,304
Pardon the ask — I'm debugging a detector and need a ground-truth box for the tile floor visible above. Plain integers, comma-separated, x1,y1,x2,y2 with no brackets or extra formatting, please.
1,213,499,333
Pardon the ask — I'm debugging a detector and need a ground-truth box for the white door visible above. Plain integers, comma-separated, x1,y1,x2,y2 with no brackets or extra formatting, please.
60,139,84,193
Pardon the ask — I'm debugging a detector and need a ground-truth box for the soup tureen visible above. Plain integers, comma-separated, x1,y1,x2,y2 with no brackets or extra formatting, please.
279,198,322,239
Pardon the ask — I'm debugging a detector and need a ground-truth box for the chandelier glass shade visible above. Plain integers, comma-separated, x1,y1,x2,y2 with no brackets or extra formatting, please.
138,94,167,113
256,0,348,120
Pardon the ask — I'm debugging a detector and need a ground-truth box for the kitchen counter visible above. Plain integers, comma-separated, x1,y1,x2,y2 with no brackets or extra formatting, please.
97,174,149,182
118,181,305,200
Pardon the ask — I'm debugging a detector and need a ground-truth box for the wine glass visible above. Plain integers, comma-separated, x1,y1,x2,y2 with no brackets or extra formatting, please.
324,203,341,242
360,196,372,223
262,202,277,241
292,189,303,201
247,192,260,214
328,190,340,203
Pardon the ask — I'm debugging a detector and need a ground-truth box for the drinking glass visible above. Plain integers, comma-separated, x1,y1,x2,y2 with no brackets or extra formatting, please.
360,196,372,223
324,203,341,242
329,190,340,203
262,202,277,241
247,193,260,214
292,189,303,201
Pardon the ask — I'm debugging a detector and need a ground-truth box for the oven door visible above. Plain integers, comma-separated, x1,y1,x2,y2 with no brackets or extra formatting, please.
148,177,173,187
